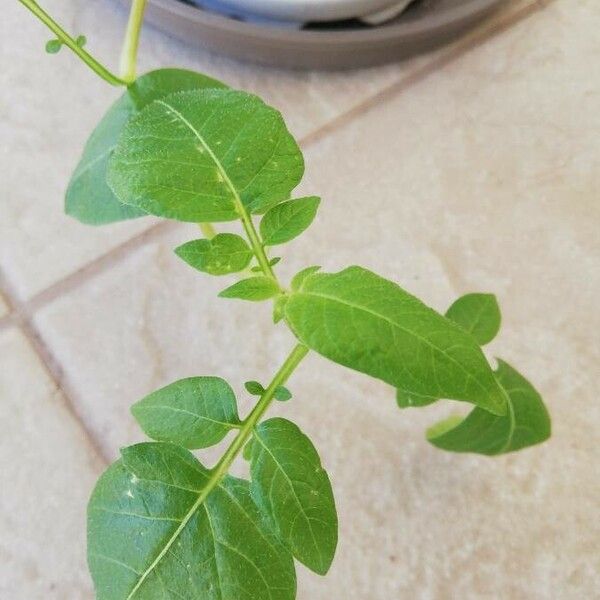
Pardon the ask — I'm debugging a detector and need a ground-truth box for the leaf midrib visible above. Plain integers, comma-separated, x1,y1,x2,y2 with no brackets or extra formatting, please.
155,99,243,214
137,403,239,429
293,288,505,412
254,430,324,569
497,381,517,453
125,471,219,598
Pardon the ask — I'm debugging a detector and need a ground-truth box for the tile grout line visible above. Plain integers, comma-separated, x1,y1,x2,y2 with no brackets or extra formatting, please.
0,220,178,333
0,0,547,464
1,0,547,331
0,268,110,465
0,1,545,330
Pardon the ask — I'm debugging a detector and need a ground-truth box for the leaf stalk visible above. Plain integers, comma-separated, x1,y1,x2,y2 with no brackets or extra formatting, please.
119,0,148,84
17,0,128,86
239,208,280,286
122,343,309,599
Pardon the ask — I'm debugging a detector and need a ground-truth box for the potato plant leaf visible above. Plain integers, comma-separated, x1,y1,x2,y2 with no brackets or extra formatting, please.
285,266,507,415
66,68,225,225
260,196,321,246
398,292,503,409
250,418,338,575
244,380,265,396
88,442,296,600
219,276,280,301
396,389,439,409
131,377,240,449
273,296,288,324
45,38,62,53
243,438,255,461
175,233,253,276
291,266,321,292
445,293,501,346
427,360,551,454
108,89,304,222
274,386,292,401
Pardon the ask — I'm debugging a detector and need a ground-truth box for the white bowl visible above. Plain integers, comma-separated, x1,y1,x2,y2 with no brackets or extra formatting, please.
212,0,405,22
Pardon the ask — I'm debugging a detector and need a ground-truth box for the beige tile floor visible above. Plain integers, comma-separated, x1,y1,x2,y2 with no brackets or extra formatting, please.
1,0,599,598
0,294,9,318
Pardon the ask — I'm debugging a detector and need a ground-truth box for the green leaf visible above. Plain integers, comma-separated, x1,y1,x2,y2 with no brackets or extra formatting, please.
285,266,507,415
260,196,320,246
273,295,288,324
88,442,296,600
245,380,265,396
66,68,225,225
397,293,502,408
426,414,465,439
274,386,292,401
243,438,255,461
175,233,253,275
427,360,551,454
250,418,338,575
108,89,304,223
75,35,87,47
219,276,280,301
131,377,240,449
291,266,321,292
45,39,62,54
396,389,439,409
446,293,501,346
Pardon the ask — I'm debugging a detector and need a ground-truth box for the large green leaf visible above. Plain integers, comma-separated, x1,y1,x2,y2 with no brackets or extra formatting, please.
66,68,225,225
445,293,501,346
250,418,337,575
131,377,240,449
260,196,321,246
396,389,439,409
285,266,507,415
88,442,296,600
108,89,304,223
175,233,253,276
398,292,503,409
427,360,551,455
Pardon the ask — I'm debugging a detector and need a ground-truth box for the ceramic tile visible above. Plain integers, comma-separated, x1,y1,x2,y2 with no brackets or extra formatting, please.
0,293,9,318
0,327,103,599
291,375,598,600
291,2,599,594
133,0,537,138
33,0,599,596
0,1,156,302
33,224,303,460
1,0,535,300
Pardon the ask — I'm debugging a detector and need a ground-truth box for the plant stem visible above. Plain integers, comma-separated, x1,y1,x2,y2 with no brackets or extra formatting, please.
238,208,278,284
211,343,309,479
153,97,278,285
125,343,309,598
198,222,217,240
17,0,127,86
119,0,148,84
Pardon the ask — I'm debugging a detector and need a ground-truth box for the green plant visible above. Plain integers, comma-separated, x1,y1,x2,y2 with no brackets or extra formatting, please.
19,2,551,598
